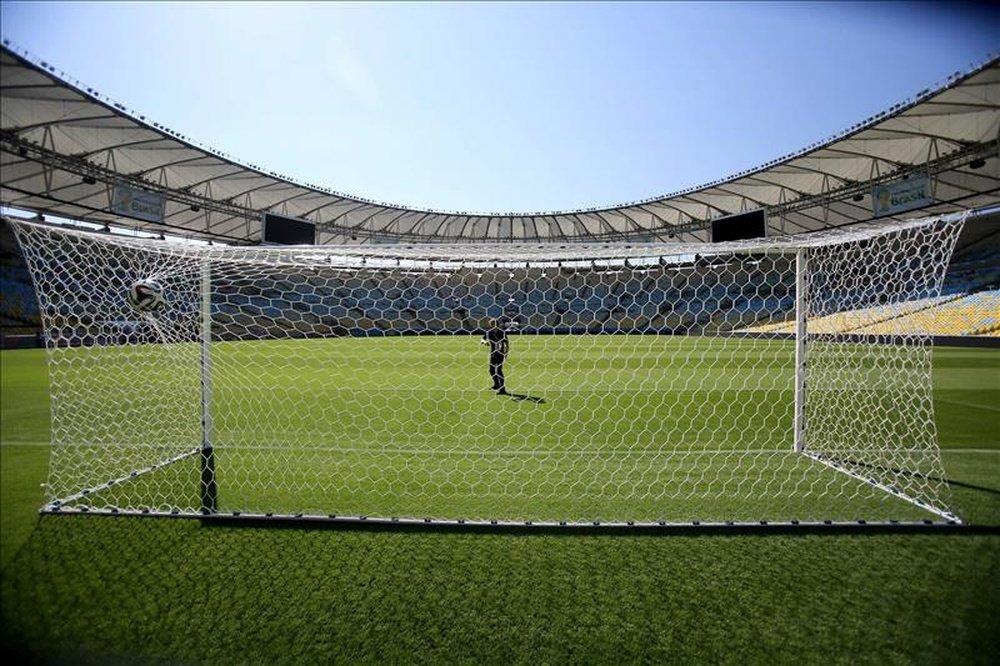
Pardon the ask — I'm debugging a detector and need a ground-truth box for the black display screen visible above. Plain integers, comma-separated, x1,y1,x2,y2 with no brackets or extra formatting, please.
711,209,766,243
262,213,316,245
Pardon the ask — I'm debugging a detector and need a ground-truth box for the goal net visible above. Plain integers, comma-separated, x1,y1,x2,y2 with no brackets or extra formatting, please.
9,213,965,526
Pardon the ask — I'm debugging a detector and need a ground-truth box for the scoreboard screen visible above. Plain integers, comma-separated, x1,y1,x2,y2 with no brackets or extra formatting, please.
711,209,766,243
262,213,316,245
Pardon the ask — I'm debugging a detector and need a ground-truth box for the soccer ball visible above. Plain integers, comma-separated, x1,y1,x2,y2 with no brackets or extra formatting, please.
126,279,166,313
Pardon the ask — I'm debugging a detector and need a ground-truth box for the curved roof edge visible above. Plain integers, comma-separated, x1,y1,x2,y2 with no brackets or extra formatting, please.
2,38,998,243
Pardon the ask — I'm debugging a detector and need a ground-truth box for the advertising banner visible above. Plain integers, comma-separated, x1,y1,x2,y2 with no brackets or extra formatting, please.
873,174,933,217
112,184,165,224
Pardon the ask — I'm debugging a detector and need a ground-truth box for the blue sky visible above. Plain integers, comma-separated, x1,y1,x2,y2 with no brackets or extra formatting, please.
1,1,997,214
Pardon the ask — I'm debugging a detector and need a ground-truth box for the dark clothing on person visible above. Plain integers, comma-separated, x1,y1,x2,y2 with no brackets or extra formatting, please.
484,326,509,355
483,326,509,393
489,353,505,393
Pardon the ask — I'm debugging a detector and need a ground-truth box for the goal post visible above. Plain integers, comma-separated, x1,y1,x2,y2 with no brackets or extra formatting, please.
793,248,807,455
7,213,966,526
200,261,217,514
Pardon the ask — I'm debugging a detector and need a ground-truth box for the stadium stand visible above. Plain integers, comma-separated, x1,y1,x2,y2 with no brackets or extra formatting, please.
2,214,998,347
750,291,1000,337
745,218,999,337
0,218,42,346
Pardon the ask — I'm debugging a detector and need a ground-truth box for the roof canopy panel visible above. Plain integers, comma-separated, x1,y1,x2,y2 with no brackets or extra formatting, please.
2,41,998,244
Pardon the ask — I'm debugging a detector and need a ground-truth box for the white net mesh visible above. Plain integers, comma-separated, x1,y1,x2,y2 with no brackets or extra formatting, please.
9,214,965,525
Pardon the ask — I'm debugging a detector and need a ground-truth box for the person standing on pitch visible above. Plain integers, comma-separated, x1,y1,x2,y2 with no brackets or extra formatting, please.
481,318,509,395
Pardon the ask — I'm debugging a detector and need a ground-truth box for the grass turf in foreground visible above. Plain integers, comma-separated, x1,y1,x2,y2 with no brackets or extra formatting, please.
2,516,998,664
2,345,998,663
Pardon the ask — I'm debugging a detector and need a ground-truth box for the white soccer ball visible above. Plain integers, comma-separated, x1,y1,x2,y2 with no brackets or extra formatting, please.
126,279,166,313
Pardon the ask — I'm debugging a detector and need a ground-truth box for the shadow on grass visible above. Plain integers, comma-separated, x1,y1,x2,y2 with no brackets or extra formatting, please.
2,514,999,664
200,514,1000,536
826,455,1000,496
505,392,546,404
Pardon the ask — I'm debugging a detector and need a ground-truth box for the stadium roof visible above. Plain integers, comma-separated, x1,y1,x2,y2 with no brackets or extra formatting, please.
1,40,998,245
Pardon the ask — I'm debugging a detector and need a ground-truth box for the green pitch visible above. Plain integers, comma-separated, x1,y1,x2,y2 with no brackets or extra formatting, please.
24,335,971,523
2,342,998,663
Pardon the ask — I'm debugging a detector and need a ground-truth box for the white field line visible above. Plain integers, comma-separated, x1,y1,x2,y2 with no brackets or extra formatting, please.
3,440,1000,454
0,442,795,455
214,447,800,455
939,449,1000,454
933,399,1000,412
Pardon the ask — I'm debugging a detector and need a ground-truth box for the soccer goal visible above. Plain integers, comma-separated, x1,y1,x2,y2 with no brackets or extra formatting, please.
9,213,966,527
